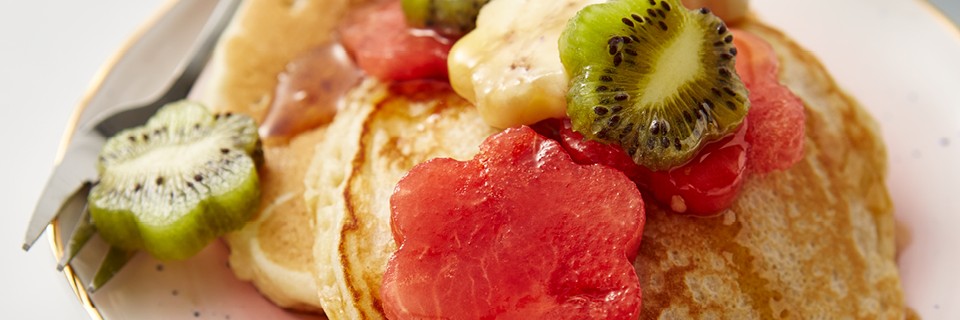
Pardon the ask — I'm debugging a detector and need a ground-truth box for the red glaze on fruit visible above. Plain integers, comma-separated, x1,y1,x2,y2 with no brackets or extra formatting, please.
383,126,645,319
644,123,749,216
534,118,748,216
339,0,452,81
733,29,806,173
531,118,645,184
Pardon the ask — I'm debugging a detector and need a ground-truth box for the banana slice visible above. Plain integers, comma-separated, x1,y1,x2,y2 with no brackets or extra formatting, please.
448,0,603,129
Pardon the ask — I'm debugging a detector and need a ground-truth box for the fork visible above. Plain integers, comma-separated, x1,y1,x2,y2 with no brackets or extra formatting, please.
22,0,241,292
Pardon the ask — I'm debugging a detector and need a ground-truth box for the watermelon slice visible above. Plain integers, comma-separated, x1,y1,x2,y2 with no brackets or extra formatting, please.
339,0,452,81
733,29,806,173
382,126,645,319
534,118,748,216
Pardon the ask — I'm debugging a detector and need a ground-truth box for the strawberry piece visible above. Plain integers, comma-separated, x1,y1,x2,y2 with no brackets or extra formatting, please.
383,126,645,319
339,0,452,81
733,29,806,173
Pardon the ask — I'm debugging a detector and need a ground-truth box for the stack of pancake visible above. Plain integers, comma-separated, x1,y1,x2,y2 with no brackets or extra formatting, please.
197,0,908,318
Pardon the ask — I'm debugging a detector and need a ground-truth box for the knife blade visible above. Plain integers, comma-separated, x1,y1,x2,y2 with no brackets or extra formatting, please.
23,0,241,251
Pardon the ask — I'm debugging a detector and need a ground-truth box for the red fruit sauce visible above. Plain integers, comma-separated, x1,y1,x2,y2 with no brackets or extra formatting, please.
533,118,748,216
383,127,645,319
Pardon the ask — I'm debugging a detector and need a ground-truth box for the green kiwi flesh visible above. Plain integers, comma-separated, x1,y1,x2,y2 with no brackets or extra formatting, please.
401,0,490,38
560,0,749,170
88,101,260,261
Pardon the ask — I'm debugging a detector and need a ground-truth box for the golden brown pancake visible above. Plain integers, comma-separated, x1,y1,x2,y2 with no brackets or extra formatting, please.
222,128,326,311
633,21,904,319
304,80,499,319
200,0,906,317
197,0,362,311
301,18,906,320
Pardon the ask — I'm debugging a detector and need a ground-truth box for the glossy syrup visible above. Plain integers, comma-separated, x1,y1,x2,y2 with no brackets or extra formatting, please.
259,41,362,139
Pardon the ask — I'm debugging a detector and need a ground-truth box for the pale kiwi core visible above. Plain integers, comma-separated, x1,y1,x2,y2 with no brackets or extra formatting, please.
639,20,703,106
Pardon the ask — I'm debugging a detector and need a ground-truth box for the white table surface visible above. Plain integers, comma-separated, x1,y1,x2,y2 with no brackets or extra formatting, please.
2,1,959,319
0,1,165,319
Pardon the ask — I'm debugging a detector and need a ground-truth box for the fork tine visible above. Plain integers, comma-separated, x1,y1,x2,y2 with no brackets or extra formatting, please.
87,245,138,293
57,199,97,271
23,136,101,251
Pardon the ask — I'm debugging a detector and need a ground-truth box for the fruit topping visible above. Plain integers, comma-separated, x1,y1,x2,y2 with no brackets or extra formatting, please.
534,117,747,216
681,0,749,24
448,0,604,129
643,122,748,215
560,0,749,171
531,118,646,183
89,101,261,261
339,0,452,81
732,29,805,173
401,0,491,38
382,126,645,319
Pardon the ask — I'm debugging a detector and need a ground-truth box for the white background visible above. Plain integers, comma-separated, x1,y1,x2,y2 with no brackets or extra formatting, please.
0,1,165,319
1,0,958,319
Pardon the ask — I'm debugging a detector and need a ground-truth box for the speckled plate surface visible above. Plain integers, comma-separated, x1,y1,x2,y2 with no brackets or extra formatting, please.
54,0,959,319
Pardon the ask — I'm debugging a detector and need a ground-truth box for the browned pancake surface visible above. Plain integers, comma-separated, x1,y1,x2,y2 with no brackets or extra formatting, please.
306,80,499,319
200,0,362,312
633,21,903,319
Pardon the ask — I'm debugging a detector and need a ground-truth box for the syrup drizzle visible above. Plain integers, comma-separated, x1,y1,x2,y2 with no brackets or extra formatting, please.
260,41,362,138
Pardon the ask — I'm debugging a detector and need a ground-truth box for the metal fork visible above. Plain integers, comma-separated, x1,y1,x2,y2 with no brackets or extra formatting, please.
22,0,242,291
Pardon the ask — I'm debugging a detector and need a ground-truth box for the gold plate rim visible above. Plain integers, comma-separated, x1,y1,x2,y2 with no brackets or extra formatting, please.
47,1,179,319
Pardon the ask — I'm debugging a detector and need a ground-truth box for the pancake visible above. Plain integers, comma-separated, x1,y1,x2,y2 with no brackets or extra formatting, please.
301,17,906,320
304,80,499,319
632,20,904,319
197,0,360,311
200,0,906,317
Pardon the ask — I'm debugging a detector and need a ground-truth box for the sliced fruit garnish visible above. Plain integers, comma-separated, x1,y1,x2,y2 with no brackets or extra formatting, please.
89,100,260,261
644,122,748,215
448,0,603,129
382,126,645,319
401,0,490,38
339,0,452,81
560,0,749,170
534,117,748,216
733,29,805,173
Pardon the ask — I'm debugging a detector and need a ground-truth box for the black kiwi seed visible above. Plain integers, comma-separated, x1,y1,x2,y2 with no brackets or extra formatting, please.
561,0,749,169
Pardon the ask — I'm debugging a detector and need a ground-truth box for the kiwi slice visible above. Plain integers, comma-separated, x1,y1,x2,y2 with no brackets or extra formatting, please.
560,0,749,170
401,0,490,37
89,101,260,261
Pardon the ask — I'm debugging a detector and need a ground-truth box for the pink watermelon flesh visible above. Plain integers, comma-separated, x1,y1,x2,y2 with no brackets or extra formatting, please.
382,126,645,319
338,0,451,82
733,29,806,173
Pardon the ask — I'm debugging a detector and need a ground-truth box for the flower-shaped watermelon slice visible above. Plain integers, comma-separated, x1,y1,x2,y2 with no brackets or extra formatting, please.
382,126,645,319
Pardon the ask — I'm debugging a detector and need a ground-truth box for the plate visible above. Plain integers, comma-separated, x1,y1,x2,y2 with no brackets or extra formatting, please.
51,0,960,319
